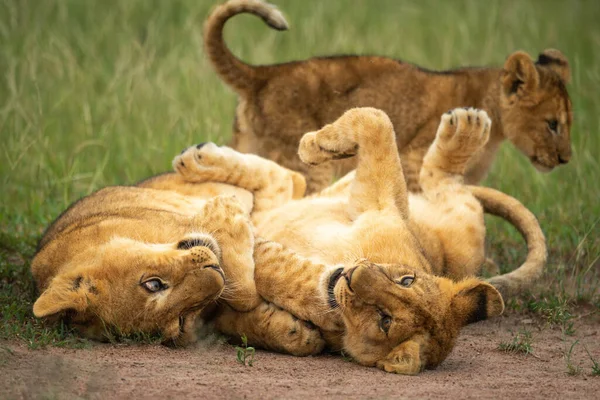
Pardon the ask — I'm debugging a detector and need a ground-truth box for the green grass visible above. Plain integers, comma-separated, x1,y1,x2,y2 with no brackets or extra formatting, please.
498,328,535,356
235,334,256,367
585,346,600,376
564,339,583,376
1,0,599,345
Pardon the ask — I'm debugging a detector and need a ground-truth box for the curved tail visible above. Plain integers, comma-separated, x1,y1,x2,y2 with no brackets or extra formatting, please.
203,0,288,95
467,185,547,298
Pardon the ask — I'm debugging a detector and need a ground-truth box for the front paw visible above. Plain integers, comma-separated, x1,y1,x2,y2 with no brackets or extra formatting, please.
196,196,254,255
173,142,242,182
202,195,248,218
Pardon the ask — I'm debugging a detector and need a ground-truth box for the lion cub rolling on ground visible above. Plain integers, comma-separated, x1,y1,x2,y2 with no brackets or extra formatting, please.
31,152,327,355
205,0,573,193
177,107,547,374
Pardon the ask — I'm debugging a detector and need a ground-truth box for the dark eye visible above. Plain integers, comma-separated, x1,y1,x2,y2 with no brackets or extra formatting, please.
398,275,415,287
378,310,392,334
142,278,168,293
547,119,558,133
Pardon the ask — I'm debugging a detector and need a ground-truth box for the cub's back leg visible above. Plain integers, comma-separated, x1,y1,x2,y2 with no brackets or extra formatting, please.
174,143,306,213
418,108,490,279
298,107,408,219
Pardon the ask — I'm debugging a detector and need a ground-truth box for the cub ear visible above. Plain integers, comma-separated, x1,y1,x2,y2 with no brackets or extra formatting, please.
33,275,93,318
502,51,540,97
451,279,504,327
376,339,423,375
536,48,571,84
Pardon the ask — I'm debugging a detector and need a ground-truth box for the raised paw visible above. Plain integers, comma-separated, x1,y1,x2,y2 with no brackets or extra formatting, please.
434,108,491,157
298,128,358,166
298,108,395,166
173,142,245,183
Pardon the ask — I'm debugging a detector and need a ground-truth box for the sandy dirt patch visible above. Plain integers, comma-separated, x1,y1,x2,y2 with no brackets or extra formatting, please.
2,313,598,399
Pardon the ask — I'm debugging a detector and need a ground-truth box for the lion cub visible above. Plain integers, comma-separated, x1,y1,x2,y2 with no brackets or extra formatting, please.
178,107,547,374
32,154,325,354
205,0,573,193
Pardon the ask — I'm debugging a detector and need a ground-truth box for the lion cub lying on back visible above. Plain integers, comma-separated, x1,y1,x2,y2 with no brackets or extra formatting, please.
32,150,328,354
174,107,547,374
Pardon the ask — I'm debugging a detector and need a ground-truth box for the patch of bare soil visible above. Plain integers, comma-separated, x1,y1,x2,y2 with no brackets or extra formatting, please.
2,313,598,400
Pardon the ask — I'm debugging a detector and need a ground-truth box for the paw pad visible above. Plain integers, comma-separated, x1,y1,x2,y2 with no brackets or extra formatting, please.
435,108,491,155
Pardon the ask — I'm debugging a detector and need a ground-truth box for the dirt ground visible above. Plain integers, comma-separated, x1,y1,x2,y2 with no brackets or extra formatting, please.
2,313,598,400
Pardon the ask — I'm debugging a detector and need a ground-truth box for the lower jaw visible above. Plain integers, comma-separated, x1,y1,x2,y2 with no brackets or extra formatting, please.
531,158,555,173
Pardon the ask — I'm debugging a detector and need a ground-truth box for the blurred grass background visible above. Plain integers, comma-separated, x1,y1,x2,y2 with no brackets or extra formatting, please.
1,0,599,345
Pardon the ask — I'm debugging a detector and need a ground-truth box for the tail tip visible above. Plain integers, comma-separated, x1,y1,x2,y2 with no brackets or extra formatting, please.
264,5,289,31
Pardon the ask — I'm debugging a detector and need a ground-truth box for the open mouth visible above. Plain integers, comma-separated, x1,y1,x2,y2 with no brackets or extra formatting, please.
177,299,213,335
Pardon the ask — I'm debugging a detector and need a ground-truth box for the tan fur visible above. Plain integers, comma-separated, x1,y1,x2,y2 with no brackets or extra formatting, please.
32,107,547,370
186,107,547,374
31,152,325,354
204,0,573,193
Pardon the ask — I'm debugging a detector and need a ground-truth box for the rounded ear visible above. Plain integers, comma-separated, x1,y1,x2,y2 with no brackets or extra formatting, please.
452,279,504,327
502,51,540,97
376,338,423,375
536,48,571,83
33,275,91,318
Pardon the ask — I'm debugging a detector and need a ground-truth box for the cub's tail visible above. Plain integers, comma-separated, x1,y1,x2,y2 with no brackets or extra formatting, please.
204,0,288,95
467,186,547,298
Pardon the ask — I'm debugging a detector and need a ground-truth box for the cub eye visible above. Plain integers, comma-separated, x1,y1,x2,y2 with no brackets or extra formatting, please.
547,119,558,133
377,309,392,334
398,275,415,287
142,278,168,293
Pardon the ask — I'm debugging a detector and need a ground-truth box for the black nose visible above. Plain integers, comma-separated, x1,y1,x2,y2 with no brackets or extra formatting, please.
177,238,210,249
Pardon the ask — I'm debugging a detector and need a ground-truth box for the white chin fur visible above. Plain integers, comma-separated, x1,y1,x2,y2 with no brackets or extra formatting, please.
532,162,554,173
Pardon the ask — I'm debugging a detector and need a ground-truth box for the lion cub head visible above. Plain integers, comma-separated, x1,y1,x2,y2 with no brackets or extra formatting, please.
31,186,235,345
33,235,225,345
500,48,573,172
329,261,504,375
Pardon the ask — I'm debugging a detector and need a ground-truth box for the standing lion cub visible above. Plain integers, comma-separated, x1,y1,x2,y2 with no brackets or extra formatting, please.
204,0,573,193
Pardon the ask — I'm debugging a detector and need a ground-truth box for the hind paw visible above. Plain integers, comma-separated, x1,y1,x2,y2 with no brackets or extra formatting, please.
434,108,491,158
298,127,358,166
173,143,243,183
269,307,326,356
